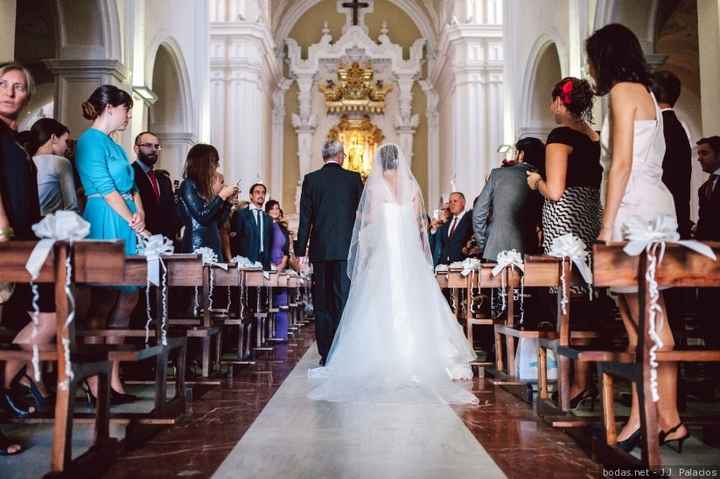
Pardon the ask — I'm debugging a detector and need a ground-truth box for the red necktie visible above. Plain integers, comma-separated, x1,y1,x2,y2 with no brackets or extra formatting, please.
147,170,160,200
449,216,458,237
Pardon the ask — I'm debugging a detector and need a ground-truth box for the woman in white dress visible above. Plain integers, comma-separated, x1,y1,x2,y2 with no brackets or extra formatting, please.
587,24,688,452
308,144,478,405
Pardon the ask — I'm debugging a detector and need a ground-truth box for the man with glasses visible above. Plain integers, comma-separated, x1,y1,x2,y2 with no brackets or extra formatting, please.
132,131,179,240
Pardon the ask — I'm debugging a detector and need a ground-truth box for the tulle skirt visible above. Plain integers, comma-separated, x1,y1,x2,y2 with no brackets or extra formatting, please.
308,204,478,405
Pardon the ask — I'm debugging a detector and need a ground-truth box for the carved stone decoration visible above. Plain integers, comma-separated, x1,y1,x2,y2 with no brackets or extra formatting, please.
319,62,392,114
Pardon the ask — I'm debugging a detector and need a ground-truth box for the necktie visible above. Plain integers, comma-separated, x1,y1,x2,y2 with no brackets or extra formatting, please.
705,175,718,200
448,216,458,238
147,170,160,200
253,209,264,253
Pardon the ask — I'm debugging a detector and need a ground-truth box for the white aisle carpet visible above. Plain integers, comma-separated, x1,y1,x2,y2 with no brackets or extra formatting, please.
212,346,505,479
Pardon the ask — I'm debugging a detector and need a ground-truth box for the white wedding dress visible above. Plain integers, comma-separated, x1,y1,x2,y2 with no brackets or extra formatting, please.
308,144,478,405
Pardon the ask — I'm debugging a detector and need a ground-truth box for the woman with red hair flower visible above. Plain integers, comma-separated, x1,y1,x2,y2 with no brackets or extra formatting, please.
526,76,603,409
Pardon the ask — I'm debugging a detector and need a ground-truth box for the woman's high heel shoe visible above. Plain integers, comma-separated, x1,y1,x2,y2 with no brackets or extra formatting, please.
660,423,689,453
17,371,54,413
616,427,642,452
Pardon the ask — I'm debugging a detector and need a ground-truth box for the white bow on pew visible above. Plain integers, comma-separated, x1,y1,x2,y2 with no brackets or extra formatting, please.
193,247,228,315
26,211,90,389
138,235,175,345
491,250,525,317
548,234,593,315
622,215,717,402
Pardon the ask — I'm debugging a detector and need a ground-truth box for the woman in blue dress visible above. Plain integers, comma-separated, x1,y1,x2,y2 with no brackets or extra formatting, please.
75,85,148,404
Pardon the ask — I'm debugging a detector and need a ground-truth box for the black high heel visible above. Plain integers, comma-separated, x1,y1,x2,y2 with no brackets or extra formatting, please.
18,371,54,413
81,381,139,407
659,423,689,453
81,380,96,408
0,430,24,456
616,427,642,452
1,370,37,418
570,388,597,411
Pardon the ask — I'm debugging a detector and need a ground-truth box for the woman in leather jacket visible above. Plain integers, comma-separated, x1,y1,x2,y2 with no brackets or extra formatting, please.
178,144,237,260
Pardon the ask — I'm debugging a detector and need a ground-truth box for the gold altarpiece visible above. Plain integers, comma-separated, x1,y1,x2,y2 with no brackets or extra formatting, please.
320,63,390,178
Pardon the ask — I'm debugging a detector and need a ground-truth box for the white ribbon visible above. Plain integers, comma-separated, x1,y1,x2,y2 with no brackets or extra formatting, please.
193,247,228,314
622,215,717,402
548,233,593,314
491,250,525,317
460,258,482,277
26,211,90,389
138,235,174,346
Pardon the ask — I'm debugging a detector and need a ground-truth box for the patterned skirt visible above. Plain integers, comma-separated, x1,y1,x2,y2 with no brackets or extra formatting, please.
542,186,602,295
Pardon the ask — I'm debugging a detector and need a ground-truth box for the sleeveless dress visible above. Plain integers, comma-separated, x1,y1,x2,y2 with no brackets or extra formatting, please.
76,128,138,256
308,202,478,405
601,92,676,292
542,127,603,295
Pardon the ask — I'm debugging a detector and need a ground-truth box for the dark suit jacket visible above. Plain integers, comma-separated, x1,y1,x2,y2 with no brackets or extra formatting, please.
660,110,692,239
295,162,364,262
132,162,179,240
696,176,720,241
473,163,542,261
230,207,273,269
431,211,473,265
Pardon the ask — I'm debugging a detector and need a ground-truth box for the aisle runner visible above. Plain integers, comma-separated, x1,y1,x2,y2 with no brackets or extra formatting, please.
212,347,505,479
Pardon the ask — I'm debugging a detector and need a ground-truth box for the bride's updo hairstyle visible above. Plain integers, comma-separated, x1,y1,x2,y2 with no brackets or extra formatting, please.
81,84,134,121
379,144,399,171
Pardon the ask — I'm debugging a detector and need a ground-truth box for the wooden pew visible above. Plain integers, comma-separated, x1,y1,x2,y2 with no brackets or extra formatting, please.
76,255,188,424
592,242,720,468
0,240,124,477
164,255,222,379
436,268,493,372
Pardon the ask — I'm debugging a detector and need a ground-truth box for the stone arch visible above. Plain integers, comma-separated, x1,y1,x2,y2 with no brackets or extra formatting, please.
518,35,564,138
147,38,195,178
594,0,660,53
275,0,437,50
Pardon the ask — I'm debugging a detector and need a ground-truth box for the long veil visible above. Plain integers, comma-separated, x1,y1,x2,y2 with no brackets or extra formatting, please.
308,143,478,405
347,144,433,282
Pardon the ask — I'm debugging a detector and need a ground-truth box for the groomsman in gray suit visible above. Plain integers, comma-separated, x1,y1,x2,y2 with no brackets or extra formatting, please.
473,137,545,261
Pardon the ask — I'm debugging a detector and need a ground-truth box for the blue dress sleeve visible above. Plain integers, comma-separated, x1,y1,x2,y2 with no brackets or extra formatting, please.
76,134,116,196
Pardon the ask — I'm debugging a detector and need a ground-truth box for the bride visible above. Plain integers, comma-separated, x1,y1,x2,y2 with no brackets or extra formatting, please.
308,144,479,405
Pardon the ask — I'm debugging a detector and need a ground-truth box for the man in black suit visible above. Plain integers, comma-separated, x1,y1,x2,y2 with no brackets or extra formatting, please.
295,140,363,365
132,131,179,240
230,183,272,270
652,71,692,239
696,136,720,386
430,192,473,265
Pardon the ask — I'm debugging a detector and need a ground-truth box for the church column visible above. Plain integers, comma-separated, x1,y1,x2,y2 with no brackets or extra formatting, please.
0,0,16,63
394,76,419,164
698,0,720,135
44,59,130,139
271,78,292,204
430,0,503,203
420,81,441,209
292,74,317,211
225,65,264,186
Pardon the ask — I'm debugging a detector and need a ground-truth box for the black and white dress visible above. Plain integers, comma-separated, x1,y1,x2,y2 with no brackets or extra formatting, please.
542,127,603,294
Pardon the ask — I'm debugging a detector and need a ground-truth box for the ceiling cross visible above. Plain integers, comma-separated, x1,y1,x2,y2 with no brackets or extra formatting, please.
341,0,370,26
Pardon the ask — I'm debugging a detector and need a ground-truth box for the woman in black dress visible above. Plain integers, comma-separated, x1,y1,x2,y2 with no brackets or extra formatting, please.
526,77,603,409
0,63,52,455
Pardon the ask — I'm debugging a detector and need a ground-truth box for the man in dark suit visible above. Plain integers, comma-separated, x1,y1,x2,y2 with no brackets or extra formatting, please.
430,192,473,265
473,137,544,261
295,140,363,365
652,71,692,239
696,136,720,386
132,131,179,240
230,183,272,270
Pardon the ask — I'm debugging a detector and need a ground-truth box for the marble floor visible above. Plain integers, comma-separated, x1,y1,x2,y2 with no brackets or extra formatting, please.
212,347,504,479
14,322,720,478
